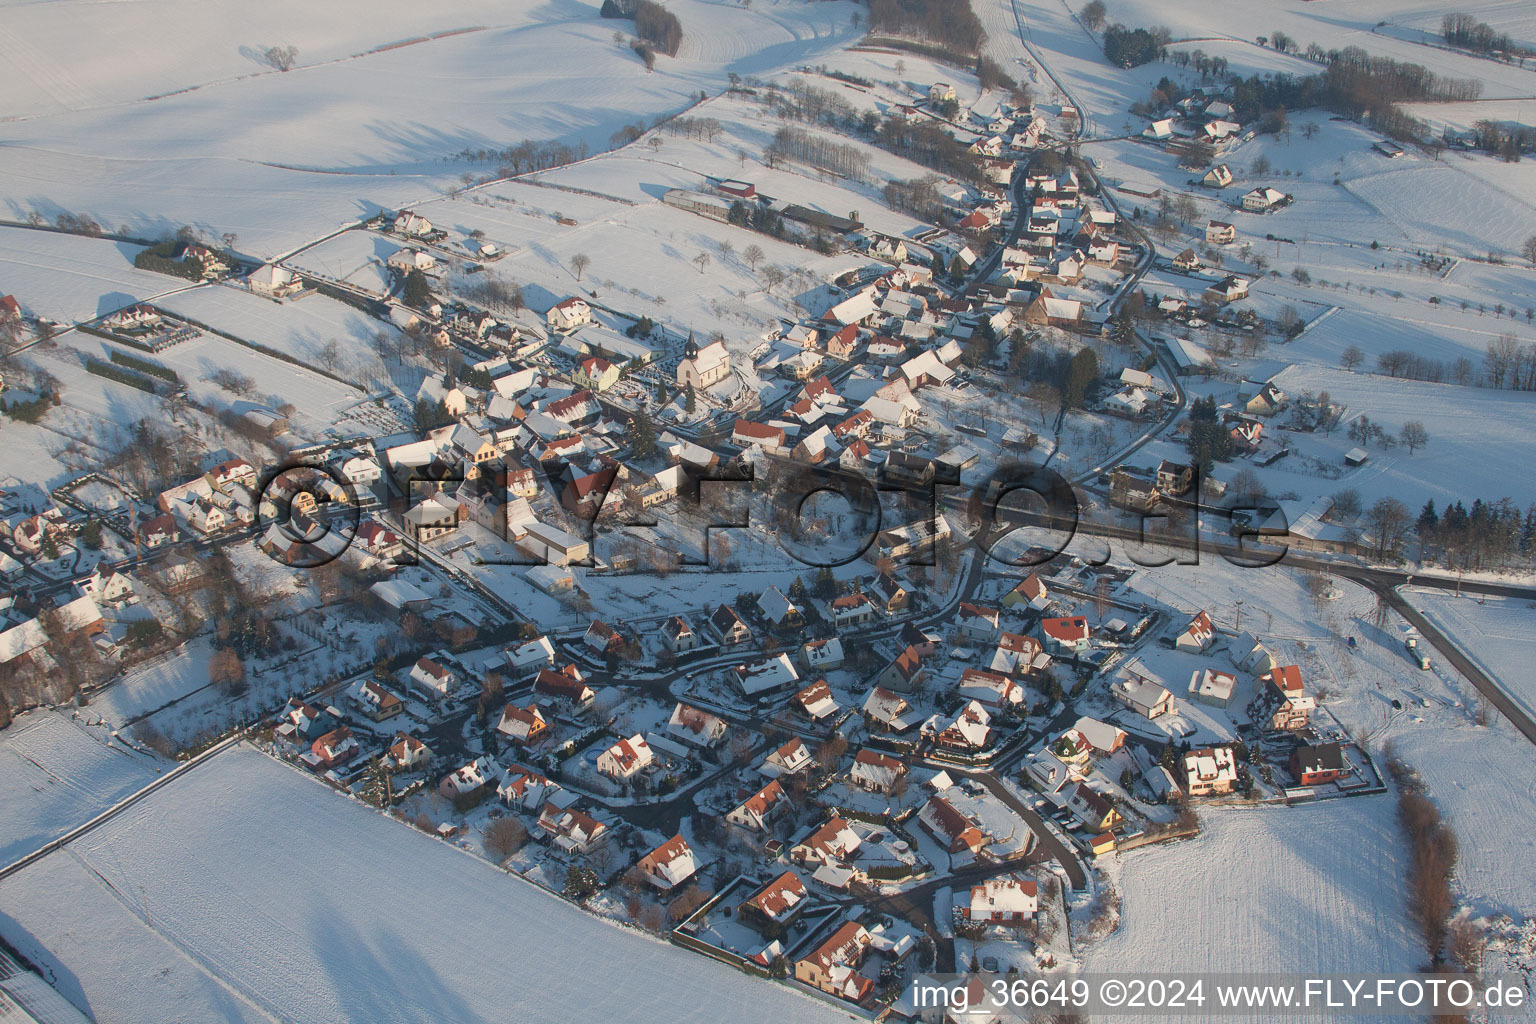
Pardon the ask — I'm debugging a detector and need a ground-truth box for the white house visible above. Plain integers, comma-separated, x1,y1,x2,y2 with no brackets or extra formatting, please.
961,875,1037,923
596,734,654,781
410,656,455,699
637,834,698,890
546,297,592,332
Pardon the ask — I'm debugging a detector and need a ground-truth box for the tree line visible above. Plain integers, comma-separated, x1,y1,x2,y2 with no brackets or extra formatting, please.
866,0,987,54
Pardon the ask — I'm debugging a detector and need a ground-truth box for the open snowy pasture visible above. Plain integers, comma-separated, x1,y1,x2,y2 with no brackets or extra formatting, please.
1083,797,1423,988
0,229,194,323
0,0,861,260
1407,590,1536,720
1267,363,1536,508
0,744,851,1024
0,709,158,868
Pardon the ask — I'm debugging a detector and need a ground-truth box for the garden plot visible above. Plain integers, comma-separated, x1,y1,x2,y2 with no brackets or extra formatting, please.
0,709,158,868
153,285,401,393
0,744,852,1024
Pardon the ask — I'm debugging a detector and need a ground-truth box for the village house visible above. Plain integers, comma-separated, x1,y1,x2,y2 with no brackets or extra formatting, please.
1038,615,1091,654
596,734,654,782
758,586,803,630
862,686,915,732
740,871,808,930
583,619,626,656
924,700,992,752
1002,572,1049,611
409,656,455,699
439,756,498,802
546,297,592,332
1065,783,1122,831
870,572,909,614
386,733,432,771
496,703,549,745
876,645,929,693
1290,742,1348,786
638,834,699,890
1206,220,1237,245
1189,667,1239,708
537,801,608,853
302,726,359,773
791,815,862,867
352,678,404,722
1175,610,1215,651
954,602,1002,643
1241,186,1289,212
763,737,815,777
1113,665,1175,719
793,679,840,722
798,638,843,675
731,653,800,697
1262,665,1314,730
829,591,876,627
918,795,990,854
661,615,698,653
497,763,558,811
795,921,874,1004
1202,164,1234,189
711,604,753,645
1204,275,1250,305
668,702,728,748
533,665,595,709
726,779,789,833
957,667,1025,710
961,875,1037,924
848,749,907,794
1184,746,1238,796
574,355,620,392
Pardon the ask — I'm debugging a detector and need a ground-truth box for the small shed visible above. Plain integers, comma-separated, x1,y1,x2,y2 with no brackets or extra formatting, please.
1344,447,1369,467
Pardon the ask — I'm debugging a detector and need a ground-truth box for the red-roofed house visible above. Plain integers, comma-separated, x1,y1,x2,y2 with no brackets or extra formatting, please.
637,834,699,890
597,733,653,781
795,922,874,1004
961,875,1037,923
1038,615,1091,654
726,779,789,833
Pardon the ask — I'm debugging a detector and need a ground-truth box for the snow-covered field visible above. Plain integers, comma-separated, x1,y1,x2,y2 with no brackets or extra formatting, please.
1085,798,1422,986
0,744,852,1024
0,709,158,867
1408,589,1536,720
0,0,861,258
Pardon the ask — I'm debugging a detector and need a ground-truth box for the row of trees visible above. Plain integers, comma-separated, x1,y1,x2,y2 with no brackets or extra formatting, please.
1442,13,1527,59
1340,332,1536,392
1417,497,1536,571
765,126,871,179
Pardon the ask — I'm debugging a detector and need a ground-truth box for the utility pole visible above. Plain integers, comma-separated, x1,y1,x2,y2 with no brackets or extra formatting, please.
1234,598,1244,633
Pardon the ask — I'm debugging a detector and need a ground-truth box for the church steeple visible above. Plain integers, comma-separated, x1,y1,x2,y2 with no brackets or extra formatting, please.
684,330,699,359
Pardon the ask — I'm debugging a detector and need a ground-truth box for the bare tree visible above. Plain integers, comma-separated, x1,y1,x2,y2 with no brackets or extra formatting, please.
762,264,785,293
1522,234,1536,268
570,253,591,282
208,647,246,696
1340,344,1364,371
1399,421,1429,454
264,46,299,72
483,817,529,860
692,251,711,275
718,239,734,261
1079,0,1107,31
1365,497,1412,558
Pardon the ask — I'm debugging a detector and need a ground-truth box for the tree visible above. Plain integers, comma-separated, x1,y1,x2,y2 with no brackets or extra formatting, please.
629,409,658,458
718,239,733,261
1523,234,1536,267
484,816,529,860
1365,497,1412,558
208,647,246,696
318,339,341,373
1063,347,1099,409
1080,0,1107,31
742,243,764,271
79,519,103,549
0,691,9,732
693,251,711,275
684,383,696,413
570,253,591,281
1399,421,1428,454
402,269,432,309
1331,488,1362,521
762,265,785,293
1340,344,1364,370
1252,154,1272,176
264,45,299,72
